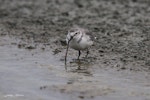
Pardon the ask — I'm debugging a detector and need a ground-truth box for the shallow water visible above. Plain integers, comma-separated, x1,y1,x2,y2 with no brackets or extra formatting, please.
0,36,150,100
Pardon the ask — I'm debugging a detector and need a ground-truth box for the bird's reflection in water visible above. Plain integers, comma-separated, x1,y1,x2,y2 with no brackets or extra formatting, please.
65,59,93,76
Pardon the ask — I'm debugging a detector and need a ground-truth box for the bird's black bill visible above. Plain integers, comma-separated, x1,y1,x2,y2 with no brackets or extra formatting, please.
65,37,73,66
65,43,69,65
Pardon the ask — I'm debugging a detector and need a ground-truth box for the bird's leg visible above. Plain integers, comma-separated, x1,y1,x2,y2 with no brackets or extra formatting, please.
77,50,81,60
85,49,89,58
77,59,81,70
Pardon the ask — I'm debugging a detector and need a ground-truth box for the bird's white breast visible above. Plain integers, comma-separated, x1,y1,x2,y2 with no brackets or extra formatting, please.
69,34,93,50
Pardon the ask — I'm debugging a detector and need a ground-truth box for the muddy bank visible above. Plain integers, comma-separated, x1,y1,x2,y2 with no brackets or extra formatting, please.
0,0,150,71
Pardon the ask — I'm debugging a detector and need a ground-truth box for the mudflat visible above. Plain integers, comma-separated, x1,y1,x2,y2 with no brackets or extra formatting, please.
0,0,150,100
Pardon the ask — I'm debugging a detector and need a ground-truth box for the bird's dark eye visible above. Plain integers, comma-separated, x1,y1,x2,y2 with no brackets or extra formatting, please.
75,32,78,34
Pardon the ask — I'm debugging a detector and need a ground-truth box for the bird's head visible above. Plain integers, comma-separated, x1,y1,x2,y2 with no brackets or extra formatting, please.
68,28,81,40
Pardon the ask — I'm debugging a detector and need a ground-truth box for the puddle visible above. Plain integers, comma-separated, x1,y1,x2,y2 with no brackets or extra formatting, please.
0,36,150,100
